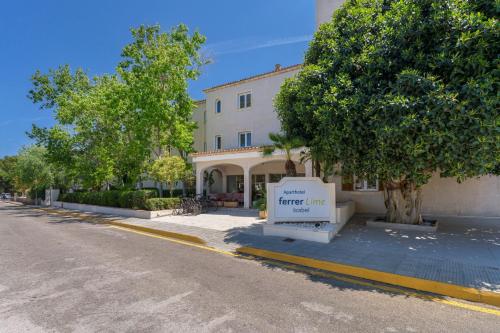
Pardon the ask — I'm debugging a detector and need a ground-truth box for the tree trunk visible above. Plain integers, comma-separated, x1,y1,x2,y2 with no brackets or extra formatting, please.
158,182,162,198
169,182,174,198
285,159,297,177
383,180,423,225
314,159,321,177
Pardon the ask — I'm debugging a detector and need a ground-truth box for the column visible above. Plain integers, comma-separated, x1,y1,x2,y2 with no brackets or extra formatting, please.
196,167,204,196
243,167,251,208
222,172,227,193
305,160,313,177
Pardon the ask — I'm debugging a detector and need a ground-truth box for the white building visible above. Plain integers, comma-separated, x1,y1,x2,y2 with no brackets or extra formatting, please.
190,0,500,217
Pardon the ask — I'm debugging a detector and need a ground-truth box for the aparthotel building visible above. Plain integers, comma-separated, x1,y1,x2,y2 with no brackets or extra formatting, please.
189,0,500,217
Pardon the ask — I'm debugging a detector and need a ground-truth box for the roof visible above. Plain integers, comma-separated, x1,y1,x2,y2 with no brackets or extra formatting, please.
190,146,264,158
203,64,302,93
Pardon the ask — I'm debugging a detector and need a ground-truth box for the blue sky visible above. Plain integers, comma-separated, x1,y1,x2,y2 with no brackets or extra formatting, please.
0,0,315,157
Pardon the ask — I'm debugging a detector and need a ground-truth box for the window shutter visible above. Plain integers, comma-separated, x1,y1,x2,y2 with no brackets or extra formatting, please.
342,175,354,191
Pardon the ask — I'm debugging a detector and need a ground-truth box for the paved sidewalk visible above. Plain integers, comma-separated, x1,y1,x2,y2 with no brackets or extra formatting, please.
117,213,500,293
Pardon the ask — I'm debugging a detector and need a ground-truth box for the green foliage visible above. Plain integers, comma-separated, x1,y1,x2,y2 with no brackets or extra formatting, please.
144,198,181,211
14,146,54,193
161,188,196,198
28,24,206,189
0,155,17,193
262,132,304,177
262,133,304,160
149,155,192,197
276,0,499,187
59,189,158,210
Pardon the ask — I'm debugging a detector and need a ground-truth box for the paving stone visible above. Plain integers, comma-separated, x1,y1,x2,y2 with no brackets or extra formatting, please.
85,211,500,292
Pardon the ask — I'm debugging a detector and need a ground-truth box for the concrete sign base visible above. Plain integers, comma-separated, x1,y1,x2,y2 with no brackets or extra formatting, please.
265,177,342,243
263,223,335,243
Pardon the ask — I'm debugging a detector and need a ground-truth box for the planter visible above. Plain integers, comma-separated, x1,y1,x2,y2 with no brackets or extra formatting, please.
51,201,173,219
259,210,267,219
366,217,438,232
263,223,336,243
223,201,239,208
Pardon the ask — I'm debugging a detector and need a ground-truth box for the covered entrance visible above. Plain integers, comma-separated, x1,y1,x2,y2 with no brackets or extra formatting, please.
191,147,312,208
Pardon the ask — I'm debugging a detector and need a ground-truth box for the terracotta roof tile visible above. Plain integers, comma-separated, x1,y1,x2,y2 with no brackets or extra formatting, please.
190,146,263,157
203,64,302,92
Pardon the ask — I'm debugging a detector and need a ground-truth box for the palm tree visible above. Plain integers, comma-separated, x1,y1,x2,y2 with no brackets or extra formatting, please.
299,148,334,182
262,133,304,177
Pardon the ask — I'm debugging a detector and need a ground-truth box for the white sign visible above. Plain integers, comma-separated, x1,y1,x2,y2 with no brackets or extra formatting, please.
266,177,336,224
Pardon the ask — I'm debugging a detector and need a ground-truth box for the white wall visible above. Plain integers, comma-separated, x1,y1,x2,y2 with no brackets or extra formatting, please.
334,174,500,217
192,101,206,153
316,0,345,27
204,67,300,151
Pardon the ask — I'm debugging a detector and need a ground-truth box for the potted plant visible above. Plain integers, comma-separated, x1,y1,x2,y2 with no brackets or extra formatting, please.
255,198,267,219
254,189,267,219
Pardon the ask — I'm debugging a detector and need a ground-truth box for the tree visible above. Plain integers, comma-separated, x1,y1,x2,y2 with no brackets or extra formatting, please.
149,155,190,197
0,156,17,193
262,133,304,177
276,0,499,224
14,146,54,202
28,24,206,190
118,24,206,159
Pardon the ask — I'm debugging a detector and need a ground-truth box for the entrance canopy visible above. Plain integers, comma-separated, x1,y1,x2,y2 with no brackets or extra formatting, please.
191,147,312,208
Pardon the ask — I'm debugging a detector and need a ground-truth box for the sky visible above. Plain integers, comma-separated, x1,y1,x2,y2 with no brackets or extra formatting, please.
0,0,315,158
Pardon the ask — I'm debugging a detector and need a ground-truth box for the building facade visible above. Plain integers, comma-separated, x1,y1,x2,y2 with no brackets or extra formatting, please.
189,0,500,217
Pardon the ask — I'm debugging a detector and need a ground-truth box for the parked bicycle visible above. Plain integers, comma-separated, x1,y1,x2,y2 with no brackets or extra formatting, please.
172,195,218,215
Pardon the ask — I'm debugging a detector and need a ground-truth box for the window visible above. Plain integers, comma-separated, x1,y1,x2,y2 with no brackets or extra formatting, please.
252,174,266,199
203,110,206,123
227,175,244,193
215,135,222,150
354,177,378,191
215,99,222,114
269,173,286,183
238,131,252,147
238,92,252,109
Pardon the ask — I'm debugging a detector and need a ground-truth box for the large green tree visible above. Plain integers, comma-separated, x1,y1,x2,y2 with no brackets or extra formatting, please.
14,146,54,200
29,24,205,190
276,0,499,224
0,155,17,193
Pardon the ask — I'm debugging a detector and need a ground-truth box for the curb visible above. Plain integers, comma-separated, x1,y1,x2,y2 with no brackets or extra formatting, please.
107,220,206,245
40,208,206,246
236,246,500,308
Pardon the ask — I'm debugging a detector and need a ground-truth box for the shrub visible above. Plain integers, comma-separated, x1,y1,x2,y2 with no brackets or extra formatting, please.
59,189,159,210
141,187,160,197
144,198,181,211
161,188,196,198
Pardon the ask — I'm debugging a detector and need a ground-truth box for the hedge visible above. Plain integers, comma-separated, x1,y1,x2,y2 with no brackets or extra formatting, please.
144,198,181,211
161,188,196,198
59,190,158,210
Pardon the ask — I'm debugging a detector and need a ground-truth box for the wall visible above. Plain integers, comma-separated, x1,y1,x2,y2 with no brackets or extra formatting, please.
192,101,206,153
334,174,500,218
204,67,300,151
316,0,345,27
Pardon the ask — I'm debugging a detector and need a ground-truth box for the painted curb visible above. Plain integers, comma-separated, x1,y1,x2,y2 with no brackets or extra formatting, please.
41,208,206,246
108,221,206,245
236,246,500,308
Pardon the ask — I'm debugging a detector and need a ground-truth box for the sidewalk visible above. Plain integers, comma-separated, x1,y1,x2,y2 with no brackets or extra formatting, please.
116,212,500,294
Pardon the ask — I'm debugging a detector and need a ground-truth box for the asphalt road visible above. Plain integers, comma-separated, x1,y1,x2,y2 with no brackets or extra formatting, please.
0,202,499,332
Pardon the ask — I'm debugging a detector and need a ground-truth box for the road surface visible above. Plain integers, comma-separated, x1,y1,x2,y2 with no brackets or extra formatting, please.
0,202,498,332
